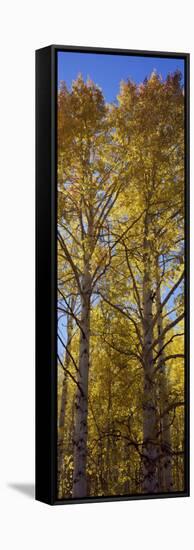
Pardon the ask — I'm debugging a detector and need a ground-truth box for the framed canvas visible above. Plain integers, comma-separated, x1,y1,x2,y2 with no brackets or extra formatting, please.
36,45,190,505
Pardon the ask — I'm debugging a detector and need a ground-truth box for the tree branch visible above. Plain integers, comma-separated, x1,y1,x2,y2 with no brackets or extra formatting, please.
58,332,79,373
57,354,84,397
148,312,184,356
152,271,184,329
57,231,82,292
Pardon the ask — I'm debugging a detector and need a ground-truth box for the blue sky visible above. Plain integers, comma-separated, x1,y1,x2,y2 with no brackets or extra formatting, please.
58,51,184,102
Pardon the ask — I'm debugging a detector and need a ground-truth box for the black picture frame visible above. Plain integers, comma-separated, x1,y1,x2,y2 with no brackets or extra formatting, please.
36,44,190,505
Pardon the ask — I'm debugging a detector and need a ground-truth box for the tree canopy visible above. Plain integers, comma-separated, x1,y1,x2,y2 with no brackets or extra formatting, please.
57,70,185,499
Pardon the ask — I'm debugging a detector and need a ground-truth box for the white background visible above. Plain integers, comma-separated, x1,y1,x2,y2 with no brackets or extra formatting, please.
0,1,193,548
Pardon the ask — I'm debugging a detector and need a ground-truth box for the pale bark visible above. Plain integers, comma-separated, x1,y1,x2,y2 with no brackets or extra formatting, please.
58,374,68,498
142,213,158,493
58,305,74,498
105,367,112,494
155,256,173,492
123,439,131,494
72,268,91,498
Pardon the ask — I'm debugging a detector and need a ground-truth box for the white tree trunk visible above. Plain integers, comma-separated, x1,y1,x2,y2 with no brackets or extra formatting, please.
58,374,68,498
105,369,112,494
155,257,173,492
58,308,74,498
142,214,158,493
72,269,91,498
